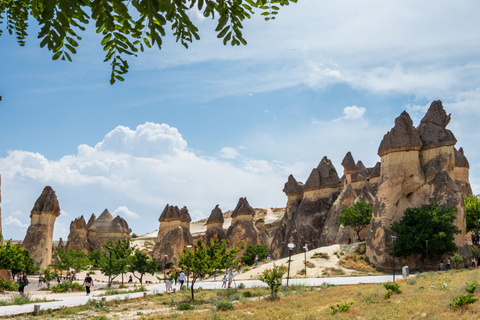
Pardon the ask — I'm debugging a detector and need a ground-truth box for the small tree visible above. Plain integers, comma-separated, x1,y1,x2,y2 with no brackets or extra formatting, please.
451,253,463,270
259,264,287,300
179,236,242,300
465,195,480,239
241,244,269,266
339,201,372,240
42,266,56,289
390,204,461,259
100,239,133,286
88,250,103,268
128,249,158,285
55,248,91,276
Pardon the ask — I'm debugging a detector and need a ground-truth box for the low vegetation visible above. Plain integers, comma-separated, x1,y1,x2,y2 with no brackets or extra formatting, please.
4,269,480,319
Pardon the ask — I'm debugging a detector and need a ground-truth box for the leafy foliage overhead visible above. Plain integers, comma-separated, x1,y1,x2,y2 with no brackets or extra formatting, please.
390,204,461,258
0,0,298,84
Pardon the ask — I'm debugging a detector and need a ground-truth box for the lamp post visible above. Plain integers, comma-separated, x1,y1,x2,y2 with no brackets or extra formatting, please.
164,255,168,278
391,236,397,282
287,243,294,286
425,240,429,267
303,244,308,278
186,245,192,289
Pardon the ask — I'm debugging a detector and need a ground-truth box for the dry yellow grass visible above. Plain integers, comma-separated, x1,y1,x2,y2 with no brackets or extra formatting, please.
5,269,480,319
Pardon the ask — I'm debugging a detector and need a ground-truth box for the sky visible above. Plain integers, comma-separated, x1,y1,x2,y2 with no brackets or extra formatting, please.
1,0,480,241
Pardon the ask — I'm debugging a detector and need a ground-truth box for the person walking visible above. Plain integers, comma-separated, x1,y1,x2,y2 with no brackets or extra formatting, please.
227,269,233,288
18,270,27,296
38,275,43,287
237,260,242,273
83,273,94,296
446,258,451,270
179,271,185,289
472,257,476,268
165,271,171,292
255,255,258,267
222,274,227,288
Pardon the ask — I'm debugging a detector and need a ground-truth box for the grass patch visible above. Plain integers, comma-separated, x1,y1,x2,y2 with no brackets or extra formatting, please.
0,294,54,306
100,285,147,296
339,252,376,273
322,267,345,277
311,252,329,260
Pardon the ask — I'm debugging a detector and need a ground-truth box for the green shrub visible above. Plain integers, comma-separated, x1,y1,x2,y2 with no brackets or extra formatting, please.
51,281,85,293
86,299,109,312
465,280,478,294
449,294,478,310
383,283,402,294
384,289,392,299
242,291,252,298
215,299,234,311
238,283,245,290
178,303,195,310
406,279,417,286
0,279,19,291
330,302,353,314
320,282,335,289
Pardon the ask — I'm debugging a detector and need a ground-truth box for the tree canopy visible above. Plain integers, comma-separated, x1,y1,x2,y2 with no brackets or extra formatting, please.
339,201,373,240
390,204,461,258
128,249,158,284
179,235,242,300
99,238,134,286
241,244,269,266
0,240,37,278
465,194,480,237
55,248,91,274
0,0,297,84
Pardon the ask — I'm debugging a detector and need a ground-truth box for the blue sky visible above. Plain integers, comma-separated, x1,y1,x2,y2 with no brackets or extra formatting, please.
1,0,480,241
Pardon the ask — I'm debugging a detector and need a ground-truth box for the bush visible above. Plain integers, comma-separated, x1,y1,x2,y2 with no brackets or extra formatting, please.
451,253,463,269
449,294,478,310
466,280,478,294
383,283,402,294
238,283,245,290
330,302,353,315
241,244,270,266
406,279,417,286
259,264,287,300
0,279,19,291
215,299,234,311
178,303,195,310
242,291,252,298
51,281,85,293
86,299,109,312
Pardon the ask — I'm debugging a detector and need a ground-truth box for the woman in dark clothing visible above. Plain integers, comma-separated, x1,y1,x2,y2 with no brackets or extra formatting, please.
18,270,27,296
83,273,94,296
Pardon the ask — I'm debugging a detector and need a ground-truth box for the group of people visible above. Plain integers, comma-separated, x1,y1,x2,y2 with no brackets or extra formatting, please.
471,234,479,245
164,270,186,292
438,255,480,270
222,268,234,288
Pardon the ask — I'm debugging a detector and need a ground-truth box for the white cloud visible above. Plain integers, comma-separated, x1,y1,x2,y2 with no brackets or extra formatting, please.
218,147,241,159
4,216,28,228
113,206,140,219
342,106,366,121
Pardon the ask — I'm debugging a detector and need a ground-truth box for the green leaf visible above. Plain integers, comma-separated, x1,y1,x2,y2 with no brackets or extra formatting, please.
52,51,62,60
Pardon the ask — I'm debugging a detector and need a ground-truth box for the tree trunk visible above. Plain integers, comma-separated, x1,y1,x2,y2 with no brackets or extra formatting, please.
191,278,196,300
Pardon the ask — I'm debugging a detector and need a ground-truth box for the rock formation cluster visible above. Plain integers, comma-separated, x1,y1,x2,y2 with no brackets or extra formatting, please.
66,209,131,254
23,186,61,269
205,204,226,243
366,101,471,269
0,175,2,242
271,101,471,269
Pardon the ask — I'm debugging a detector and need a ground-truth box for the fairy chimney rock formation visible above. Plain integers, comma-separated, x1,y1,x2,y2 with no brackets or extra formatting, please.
153,204,193,265
88,209,131,251
226,197,269,250
366,101,470,269
86,214,96,229
66,216,90,254
23,186,61,269
205,205,226,242
57,238,65,251
454,147,472,197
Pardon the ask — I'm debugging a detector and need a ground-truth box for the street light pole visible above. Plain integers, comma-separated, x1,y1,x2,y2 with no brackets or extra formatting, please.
392,236,397,282
287,243,294,286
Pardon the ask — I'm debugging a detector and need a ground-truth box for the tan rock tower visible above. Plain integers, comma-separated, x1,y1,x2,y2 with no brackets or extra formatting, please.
87,209,131,251
0,175,2,242
23,186,61,269
66,216,90,254
152,204,193,265
205,205,226,243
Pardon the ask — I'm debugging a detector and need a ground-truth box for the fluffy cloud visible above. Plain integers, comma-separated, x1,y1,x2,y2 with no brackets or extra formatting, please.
342,106,366,121
0,123,288,240
4,216,28,228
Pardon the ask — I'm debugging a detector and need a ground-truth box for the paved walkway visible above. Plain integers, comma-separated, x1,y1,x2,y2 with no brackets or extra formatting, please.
0,274,407,317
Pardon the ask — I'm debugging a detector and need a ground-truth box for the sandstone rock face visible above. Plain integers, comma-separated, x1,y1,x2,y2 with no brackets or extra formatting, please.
23,186,61,269
153,204,193,265
366,101,471,270
66,216,90,254
87,209,131,252
454,147,473,197
226,198,269,252
271,153,380,258
0,269,12,281
205,205,226,243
